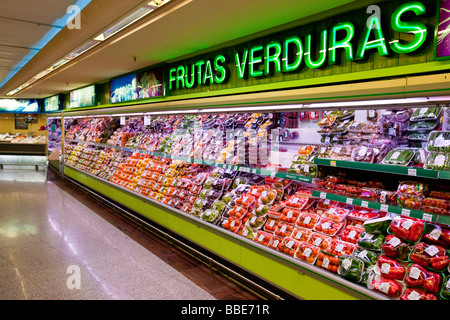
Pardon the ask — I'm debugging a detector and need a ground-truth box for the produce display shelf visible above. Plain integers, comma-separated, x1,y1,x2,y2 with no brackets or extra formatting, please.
64,139,314,183
63,163,388,300
311,190,450,226
313,158,442,180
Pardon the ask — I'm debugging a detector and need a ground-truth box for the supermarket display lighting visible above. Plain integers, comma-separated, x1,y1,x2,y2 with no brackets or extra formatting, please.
6,0,171,97
63,95,450,119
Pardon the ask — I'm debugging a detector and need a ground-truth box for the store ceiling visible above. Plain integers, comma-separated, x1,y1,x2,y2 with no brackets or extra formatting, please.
0,0,377,99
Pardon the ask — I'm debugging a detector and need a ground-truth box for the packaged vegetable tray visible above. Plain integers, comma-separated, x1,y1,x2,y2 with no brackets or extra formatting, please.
381,234,413,261
410,107,442,121
421,222,450,249
294,242,320,264
404,263,442,294
316,251,340,273
409,241,450,272
357,231,385,251
338,255,365,283
424,152,450,171
427,131,450,152
367,275,404,298
400,288,438,300
388,215,425,243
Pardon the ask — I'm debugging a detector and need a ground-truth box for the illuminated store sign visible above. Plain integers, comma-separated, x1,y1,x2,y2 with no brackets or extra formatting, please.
69,85,96,109
168,1,430,91
0,99,40,113
435,0,450,60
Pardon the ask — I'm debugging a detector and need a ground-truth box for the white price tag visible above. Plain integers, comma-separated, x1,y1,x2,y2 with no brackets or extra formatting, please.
380,204,389,212
408,168,417,176
401,219,413,230
120,116,126,125
303,247,312,257
346,198,353,205
409,266,421,280
388,236,401,248
361,201,369,208
401,208,411,216
422,213,433,222
425,245,439,257
320,192,327,199
323,257,330,269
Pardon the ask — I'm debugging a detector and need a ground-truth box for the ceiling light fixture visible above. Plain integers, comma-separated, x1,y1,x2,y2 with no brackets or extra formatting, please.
6,0,172,97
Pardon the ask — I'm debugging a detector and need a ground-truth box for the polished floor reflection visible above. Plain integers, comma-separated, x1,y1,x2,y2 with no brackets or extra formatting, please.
0,168,259,300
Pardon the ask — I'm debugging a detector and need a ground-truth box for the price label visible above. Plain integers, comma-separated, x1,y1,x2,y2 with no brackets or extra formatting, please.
361,201,369,208
346,198,353,205
422,213,433,222
380,204,389,212
120,116,126,125
144,115,151,126
401,208,411,216
320,192,327,199
330,161,336,167
408,168,417,176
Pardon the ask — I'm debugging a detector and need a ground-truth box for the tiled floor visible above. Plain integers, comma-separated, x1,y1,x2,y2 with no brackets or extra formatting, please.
0,167,260,300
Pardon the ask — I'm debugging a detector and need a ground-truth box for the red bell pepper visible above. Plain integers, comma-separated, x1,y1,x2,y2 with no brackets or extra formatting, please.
409,220,424,242
370,278,403,298
423,272,442,294
377,255,406,280
409,253,429,268
400,288,438,300
404,264,427,287
389,223,410,240
429,255,449,271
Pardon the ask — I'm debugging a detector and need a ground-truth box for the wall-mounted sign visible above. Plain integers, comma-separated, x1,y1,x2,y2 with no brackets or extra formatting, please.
168,0,433,92
69,85,96,109
110,67,163,103
435,0,450,60
44,94,61,112
0,99,40,113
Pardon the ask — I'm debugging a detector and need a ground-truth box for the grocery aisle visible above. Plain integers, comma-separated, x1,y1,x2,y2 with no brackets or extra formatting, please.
0,168,259,300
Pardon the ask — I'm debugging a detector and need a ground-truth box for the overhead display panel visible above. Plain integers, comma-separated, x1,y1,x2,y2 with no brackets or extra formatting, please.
0,99,40,113
44,94,62,113
110,67,163,103
69,85,96,109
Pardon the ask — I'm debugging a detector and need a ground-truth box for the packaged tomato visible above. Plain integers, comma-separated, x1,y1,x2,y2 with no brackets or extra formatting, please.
235,193,256,208
322,207,348,222
264,217,279,232
221,216,242,233
268,235,284,251
247,214,266,230
314,218,344,236
294,242,320,264
291,227,313,242
253,230,273,246
341,225,364,244
278,237,302,256
316,251,340,273
296,212,321,229
285,195,309,209
227,205,248,220
327,238,356,256
274,222,295,238
388,215,425,242
316,198,340,209
307,232,332,251
279,208,301,224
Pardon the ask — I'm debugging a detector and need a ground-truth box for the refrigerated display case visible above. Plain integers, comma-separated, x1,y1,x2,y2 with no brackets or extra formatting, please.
61,100,450,300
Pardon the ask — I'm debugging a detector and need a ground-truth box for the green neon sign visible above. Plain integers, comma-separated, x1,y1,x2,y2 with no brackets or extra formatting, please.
168,1,431,91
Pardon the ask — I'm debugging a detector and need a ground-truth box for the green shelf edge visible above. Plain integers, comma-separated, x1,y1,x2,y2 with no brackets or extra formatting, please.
313,158,441,179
